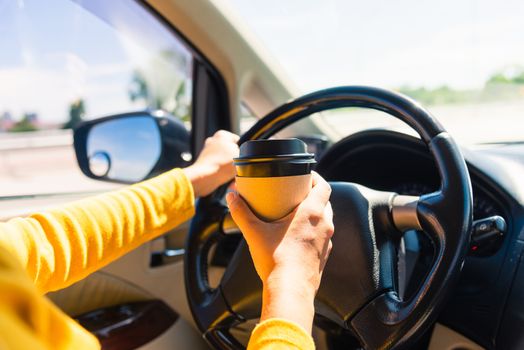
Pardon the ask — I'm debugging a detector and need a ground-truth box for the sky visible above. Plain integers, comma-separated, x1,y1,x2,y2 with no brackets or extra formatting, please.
227,0,524,92
0,0,130,123
0,0,191,124
1,0,524,124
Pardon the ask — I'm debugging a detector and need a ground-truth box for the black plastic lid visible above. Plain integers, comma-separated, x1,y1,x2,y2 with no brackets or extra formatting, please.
238,138,310,158
234,139,316,177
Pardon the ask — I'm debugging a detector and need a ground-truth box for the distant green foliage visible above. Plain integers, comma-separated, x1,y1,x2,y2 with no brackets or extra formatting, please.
63,99,85,129
129,70,164,109
486,73,512,85
398,85,475,105
10,114,38,132
129,70,151,104
173,81,190,122
128,70,190,122
127,50,191,122
486,70,524,85
398,67,524,106
481,68,524,101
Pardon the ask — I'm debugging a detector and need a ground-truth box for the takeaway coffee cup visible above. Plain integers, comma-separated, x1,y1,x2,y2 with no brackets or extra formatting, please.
233,138,316,221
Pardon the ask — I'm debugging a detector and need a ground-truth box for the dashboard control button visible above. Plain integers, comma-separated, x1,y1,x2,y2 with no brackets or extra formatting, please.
469,216,506,256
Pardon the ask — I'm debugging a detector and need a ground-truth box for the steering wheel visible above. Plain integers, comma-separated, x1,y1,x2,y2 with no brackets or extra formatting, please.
184,86,473,349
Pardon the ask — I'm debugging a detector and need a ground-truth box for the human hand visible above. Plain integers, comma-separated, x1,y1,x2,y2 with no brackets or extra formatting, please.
184,130,239,197
226,172,334,332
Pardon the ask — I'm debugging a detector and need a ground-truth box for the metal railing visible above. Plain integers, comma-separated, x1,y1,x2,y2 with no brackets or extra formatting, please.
0,129,73,151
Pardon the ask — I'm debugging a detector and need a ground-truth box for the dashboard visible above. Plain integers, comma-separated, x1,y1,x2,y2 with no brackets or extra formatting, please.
315,130,507,221
314,130,524,349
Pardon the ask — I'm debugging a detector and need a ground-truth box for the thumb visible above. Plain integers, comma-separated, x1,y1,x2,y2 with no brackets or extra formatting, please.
226,192,261,238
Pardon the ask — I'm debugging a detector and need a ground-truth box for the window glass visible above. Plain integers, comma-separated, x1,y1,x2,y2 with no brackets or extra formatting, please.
229,0,524,144
0,0,193,197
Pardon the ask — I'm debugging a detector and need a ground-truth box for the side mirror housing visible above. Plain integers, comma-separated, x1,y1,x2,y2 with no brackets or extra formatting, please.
74,111,191,184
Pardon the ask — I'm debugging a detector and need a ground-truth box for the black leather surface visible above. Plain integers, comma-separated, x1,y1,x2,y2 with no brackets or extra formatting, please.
315,183,396,325
351,133,473,349
184,87,473,350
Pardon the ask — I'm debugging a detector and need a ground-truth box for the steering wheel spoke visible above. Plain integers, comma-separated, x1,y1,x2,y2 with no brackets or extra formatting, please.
391,195,422,232
200,288,245,350
314,182,399,325
220,240,263,320
198,289,240,332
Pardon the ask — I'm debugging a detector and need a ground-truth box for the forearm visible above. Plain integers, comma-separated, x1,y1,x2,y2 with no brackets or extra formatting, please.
0,168,195,293
248,268,316,349
260,265,316,334
246,267,317,349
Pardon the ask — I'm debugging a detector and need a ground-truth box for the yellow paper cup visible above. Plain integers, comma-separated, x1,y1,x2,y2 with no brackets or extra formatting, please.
234,139,316,221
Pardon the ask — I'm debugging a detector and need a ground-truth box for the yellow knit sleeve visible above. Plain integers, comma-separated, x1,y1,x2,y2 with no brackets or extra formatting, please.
0,246,100,350
0,168,195,293
247,318,315,350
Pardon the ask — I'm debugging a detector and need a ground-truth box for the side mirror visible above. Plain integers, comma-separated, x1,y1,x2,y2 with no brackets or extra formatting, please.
74,111,191,183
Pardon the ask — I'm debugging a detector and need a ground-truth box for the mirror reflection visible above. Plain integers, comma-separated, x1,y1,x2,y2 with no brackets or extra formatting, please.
89,151,111,177
87,116,161,182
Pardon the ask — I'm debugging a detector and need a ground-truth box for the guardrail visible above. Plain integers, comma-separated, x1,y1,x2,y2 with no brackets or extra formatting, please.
0,129,73,151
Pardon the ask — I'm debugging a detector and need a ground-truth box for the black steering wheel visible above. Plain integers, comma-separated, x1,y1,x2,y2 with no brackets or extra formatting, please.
184,86,473,349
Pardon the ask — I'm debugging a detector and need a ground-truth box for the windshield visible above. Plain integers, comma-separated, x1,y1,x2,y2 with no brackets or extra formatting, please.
229,0,524,144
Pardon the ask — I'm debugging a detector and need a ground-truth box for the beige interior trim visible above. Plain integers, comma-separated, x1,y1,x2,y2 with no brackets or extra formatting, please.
138,317,209,350
99,243,196,324
47,231,196,326
47,271,153,316
49,269,209,350
429,323,485,350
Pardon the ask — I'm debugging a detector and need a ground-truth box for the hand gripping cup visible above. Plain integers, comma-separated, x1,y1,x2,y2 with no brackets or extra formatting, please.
234,138,316,221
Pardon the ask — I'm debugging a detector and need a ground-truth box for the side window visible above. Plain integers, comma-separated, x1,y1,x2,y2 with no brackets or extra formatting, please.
0,0,193,197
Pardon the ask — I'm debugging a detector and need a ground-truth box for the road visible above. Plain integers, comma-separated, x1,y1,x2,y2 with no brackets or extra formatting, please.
0,130,118,199
1,100,522,200
320,100,524,145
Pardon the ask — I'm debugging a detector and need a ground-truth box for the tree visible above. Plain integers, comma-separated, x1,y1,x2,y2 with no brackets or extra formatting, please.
63,99,85,129
127,50,191,122
486,68,524,86
173,80,190,121
486,73,511,85
10,113,38,132
129,71,151,106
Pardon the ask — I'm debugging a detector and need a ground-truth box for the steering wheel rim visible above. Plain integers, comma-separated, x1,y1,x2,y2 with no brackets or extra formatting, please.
185,86,473,349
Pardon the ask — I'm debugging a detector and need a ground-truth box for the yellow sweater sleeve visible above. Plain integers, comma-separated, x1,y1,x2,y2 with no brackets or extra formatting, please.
0,168,194,293
0,246,100,350
248,318,316,350
0,168,194,349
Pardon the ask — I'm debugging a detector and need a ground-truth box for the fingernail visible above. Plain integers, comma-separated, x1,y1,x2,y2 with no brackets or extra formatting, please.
225,192,236,206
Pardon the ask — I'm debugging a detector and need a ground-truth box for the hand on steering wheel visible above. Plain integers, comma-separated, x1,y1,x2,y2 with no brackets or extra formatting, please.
183,130,239,197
